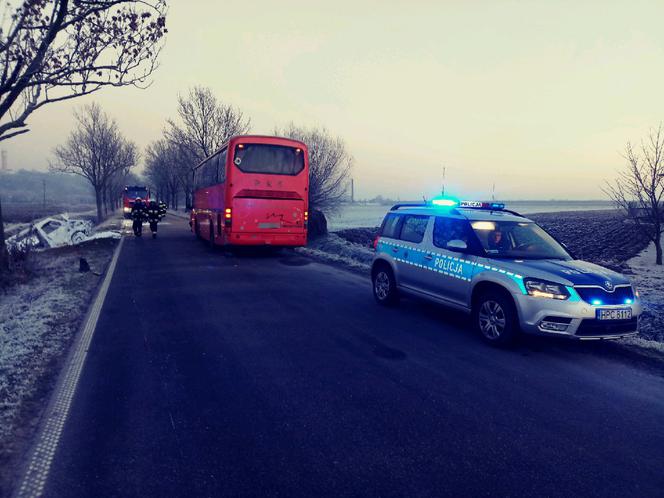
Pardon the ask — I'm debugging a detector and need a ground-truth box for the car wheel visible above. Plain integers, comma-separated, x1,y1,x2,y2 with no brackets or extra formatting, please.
372,265,399,306
473,291,519,346
71,231,86,245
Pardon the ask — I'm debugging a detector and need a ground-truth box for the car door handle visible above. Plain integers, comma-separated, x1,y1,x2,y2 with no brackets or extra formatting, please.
424,254,433,261
391,247,399,253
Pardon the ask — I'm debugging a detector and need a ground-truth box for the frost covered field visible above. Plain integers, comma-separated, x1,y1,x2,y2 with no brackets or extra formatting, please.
625,237,664,344
0,238,117,491
326,201,615,230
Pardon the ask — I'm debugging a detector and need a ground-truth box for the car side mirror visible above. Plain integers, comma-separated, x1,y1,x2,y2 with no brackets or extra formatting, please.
447,239,467,251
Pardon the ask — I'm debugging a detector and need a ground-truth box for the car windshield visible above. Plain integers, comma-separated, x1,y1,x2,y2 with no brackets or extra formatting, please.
470,220,571,260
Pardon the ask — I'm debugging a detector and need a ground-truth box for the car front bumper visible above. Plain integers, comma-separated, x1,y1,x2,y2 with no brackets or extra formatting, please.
514,293,642,340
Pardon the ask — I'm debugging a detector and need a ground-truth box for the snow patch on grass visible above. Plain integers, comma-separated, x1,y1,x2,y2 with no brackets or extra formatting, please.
626,236,664,343
296,233,372,272
0,240,116,485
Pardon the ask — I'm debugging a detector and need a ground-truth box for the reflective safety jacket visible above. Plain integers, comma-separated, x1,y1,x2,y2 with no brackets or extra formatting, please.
131,202,147,221
158,202,167,220
147,202,161,222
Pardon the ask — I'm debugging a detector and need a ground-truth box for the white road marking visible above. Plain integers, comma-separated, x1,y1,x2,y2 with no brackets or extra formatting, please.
14,237,126,498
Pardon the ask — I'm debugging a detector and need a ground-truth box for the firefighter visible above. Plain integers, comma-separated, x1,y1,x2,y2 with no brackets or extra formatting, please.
131,197,146,237
147,199,161,238
158,200,167,221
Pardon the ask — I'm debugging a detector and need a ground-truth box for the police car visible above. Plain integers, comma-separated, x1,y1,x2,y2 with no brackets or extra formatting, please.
371,198,641,345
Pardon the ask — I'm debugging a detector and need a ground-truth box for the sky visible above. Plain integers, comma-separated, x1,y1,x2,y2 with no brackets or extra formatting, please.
3,0,664,200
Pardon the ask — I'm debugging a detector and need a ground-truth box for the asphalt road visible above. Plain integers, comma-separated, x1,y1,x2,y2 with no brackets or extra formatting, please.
39,215,664,497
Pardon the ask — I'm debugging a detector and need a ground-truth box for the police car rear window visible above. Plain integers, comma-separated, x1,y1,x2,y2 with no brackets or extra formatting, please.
399,215,428,243
380,213,402,239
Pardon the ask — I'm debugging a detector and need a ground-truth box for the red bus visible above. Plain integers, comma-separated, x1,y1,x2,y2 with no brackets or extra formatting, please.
190,135,309,247
122,185,149,218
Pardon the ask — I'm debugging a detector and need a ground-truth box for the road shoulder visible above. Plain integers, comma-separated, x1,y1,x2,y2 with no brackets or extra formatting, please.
0,237,121,497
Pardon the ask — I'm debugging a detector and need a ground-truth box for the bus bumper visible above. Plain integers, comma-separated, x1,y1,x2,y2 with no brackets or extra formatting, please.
227,231,307,246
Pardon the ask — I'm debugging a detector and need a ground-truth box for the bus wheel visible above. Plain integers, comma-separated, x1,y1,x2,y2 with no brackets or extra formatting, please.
209,222,215,248
194,219,201,240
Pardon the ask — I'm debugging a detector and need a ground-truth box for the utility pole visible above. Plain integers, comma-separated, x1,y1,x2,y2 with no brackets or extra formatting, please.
350,178,354,203
43,179,46,208
441,166,446,196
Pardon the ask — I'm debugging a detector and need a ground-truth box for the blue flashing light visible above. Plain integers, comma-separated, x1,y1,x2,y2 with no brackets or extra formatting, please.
431,196,459,208
624,299,633,304
591,299,603,306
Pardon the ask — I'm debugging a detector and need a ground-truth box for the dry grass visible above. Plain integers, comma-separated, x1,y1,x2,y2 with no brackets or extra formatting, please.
0,238,117,495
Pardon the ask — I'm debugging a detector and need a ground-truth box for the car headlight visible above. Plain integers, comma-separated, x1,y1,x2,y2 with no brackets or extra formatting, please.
524,278,570,300
123,207,131,213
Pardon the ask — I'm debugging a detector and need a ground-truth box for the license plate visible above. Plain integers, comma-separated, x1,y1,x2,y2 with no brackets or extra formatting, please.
596,308,632,320
258,222,280,229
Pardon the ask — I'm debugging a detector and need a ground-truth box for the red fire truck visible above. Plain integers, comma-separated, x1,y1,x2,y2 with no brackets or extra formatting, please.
122,186,150,218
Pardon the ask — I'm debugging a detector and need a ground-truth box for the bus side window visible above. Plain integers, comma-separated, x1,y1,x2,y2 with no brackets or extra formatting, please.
218,148,227,183
208,157,216,186
200,157,214,187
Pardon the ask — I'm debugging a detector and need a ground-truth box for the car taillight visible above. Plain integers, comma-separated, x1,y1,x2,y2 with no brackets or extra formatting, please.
373,235,380,250
224,207,232,227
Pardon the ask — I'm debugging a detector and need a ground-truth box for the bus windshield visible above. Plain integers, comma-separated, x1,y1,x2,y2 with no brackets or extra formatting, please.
470,220,571,260
233,144,304,175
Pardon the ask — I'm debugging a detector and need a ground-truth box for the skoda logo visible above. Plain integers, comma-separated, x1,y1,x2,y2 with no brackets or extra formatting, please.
604,280,614,291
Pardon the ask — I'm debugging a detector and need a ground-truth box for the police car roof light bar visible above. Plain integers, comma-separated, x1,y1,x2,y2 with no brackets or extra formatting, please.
459,200,505,210
457,200,526,218
389,199,525,218
431,197,459,207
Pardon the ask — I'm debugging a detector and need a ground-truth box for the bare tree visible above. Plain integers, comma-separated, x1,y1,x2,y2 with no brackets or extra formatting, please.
164,86,250,208
0,195,7,272
0,0,167,142
605,125,664,265
165,87,251,160
145,139,181,208
106,165,135,212
51,103,137,223
276,124,353,213
174,145,198,209
0,0,167,273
